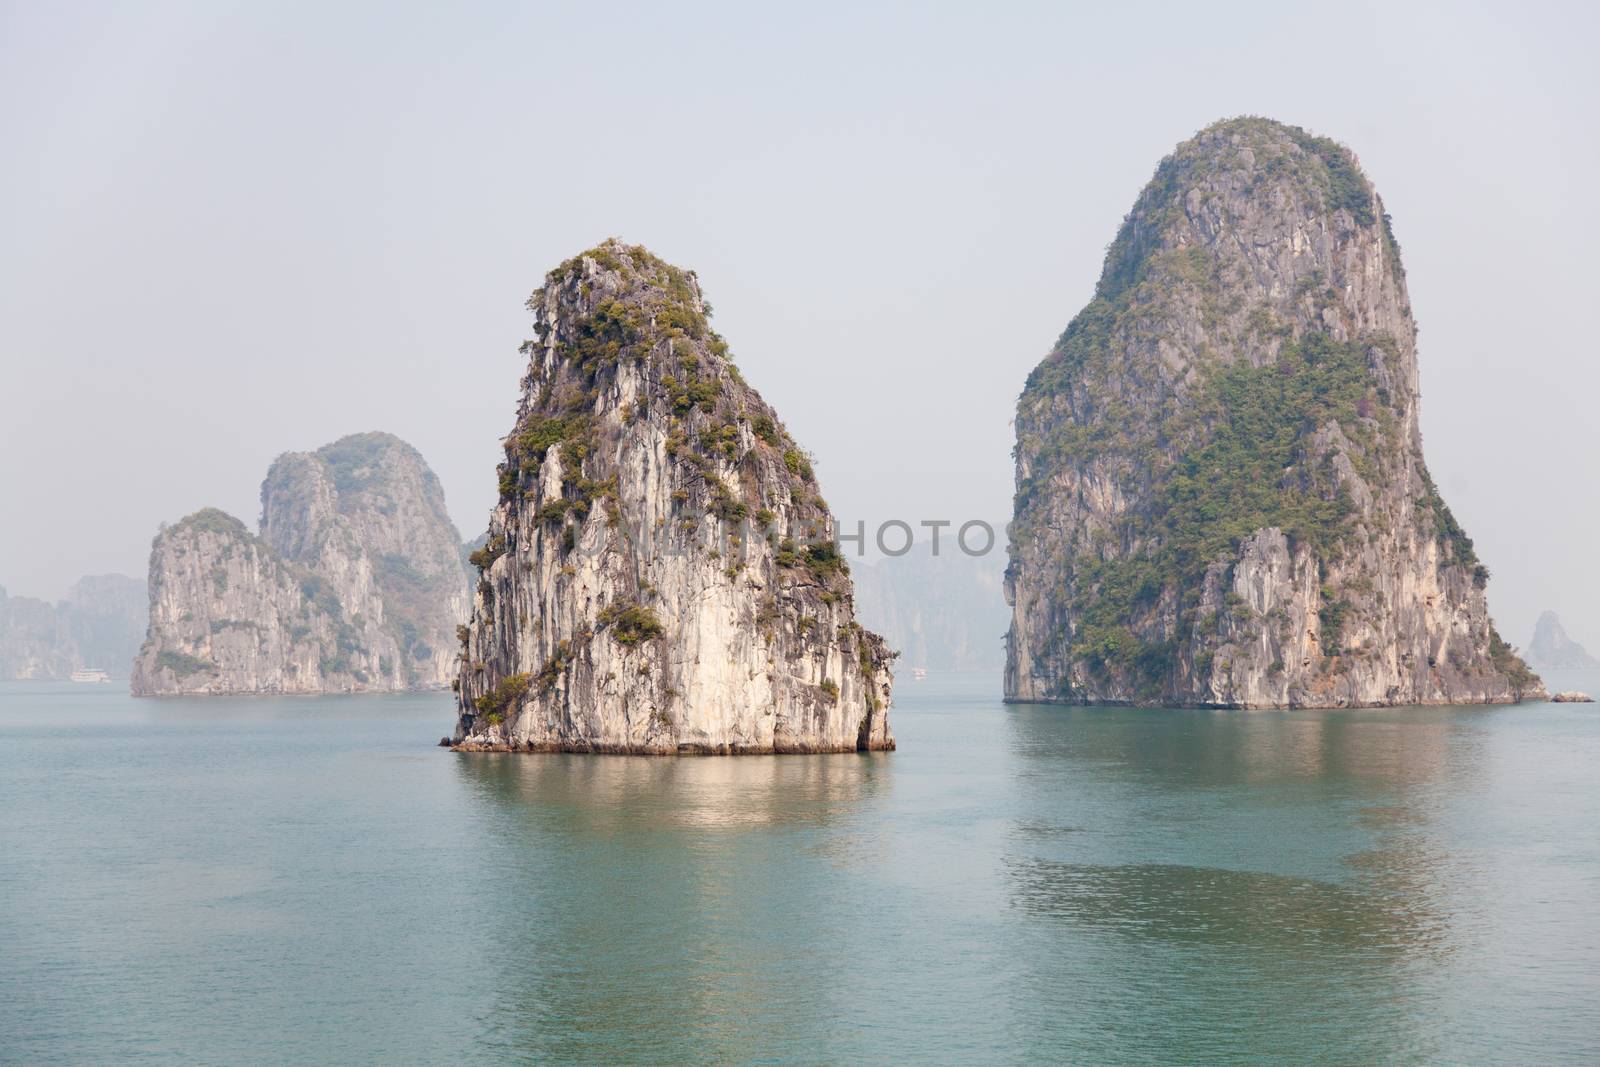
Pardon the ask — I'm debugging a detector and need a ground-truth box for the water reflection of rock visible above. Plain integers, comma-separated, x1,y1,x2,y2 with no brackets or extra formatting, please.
1008,858,1449,958
448,752,893,1062
452,750,889,835
1003,703,1485,789
1001,858,1450,1065
1000,702,1475,1063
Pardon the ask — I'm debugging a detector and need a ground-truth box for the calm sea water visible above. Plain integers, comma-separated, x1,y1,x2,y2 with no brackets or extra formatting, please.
2,674,1597,1065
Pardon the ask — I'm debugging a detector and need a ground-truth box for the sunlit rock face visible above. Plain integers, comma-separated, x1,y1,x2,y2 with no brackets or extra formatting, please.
1006,118,1542,708
132,434,471,695
452,241,894,753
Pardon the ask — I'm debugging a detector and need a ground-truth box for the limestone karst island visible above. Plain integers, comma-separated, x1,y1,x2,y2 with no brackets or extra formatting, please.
1005,118,1542,709
451,241,895,753
8,3,1598,1054
133,433,472,695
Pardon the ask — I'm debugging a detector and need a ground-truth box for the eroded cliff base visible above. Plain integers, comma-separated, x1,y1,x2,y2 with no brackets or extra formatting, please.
447,737,896,755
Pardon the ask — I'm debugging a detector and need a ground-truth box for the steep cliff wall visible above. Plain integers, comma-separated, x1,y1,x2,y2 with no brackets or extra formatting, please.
61,575,147,676
453,240,894,753
133,433,471,695
262,433,471,687
1006,117,1542,708
0,575,146,679
0,587,75,679
132,509,362,694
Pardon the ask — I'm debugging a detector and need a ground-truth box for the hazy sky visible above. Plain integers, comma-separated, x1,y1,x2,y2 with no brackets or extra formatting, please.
3,1,1596,649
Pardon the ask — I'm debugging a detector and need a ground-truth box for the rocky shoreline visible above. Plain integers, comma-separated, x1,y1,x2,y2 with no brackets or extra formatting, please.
444,737,895,755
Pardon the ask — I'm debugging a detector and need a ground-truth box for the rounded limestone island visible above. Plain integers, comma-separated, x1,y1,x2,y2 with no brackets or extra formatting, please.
1004,117,1544,709
1551,691,1594,703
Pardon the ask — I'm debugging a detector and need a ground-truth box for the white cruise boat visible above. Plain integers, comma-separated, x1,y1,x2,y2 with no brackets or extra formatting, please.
69,668,111,684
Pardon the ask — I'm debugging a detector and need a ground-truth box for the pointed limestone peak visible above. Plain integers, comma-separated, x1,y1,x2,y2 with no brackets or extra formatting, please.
454,240,895,753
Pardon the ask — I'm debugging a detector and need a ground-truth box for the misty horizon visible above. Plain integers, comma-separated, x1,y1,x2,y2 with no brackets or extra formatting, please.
5,2,1597,653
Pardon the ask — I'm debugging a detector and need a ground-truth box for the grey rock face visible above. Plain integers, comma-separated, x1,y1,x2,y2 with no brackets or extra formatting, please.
62,575,148,676
453,241,894,753
262,433,472,687
1525,611,1600,670
0,587,74,679
853,542,1009,672
1006,117,1542,708
133,509,352,694
0,575,146,679
132,434,471,695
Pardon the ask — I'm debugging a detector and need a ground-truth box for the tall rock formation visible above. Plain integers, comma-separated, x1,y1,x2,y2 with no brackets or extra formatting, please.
0,586,74,679
453,240,894,753
61,574,148,676
133,433,471,695
853,542,1009,672
1006,117,1542,708
1525,611,1600,670
261,433,471,686
0,575,146,679
134,509,358,693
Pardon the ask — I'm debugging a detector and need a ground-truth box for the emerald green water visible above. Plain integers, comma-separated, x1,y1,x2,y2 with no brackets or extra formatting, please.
2,675,1597,1064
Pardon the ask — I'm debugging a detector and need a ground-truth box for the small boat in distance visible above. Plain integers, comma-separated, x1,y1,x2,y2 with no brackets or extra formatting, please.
70,668,111,684
912,667,927,681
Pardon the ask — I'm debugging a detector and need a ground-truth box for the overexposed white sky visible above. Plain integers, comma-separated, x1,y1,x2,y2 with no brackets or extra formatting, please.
3,0,1596,648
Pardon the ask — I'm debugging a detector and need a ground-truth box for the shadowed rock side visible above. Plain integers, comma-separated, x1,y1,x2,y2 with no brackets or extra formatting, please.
453,241,894,753
1005,117,1542,708
132,433,471,695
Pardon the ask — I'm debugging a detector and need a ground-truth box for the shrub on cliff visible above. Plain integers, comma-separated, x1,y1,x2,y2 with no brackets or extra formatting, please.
597,601,664,646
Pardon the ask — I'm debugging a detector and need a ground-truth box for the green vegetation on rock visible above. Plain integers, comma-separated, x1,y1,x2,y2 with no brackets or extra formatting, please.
597,601,665,645
315,432,420,495
1052,331,1384,682
451,238,895,751
1417,470,1485,582
1283,126,1376,226
1007,117,1533,707
156,649,217,677
495,239,837,566
1489,628,1541,694
474,672,532,724
175,508,252,540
